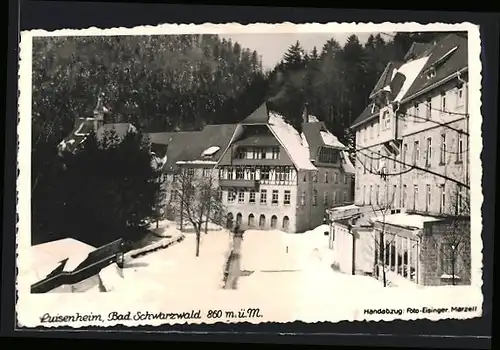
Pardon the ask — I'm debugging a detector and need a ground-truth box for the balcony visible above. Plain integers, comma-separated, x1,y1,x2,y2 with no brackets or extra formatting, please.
219,179,260,189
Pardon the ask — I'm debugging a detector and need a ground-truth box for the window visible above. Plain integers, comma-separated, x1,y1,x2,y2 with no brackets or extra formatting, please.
227,168,234,180
324,171,329,183
333,191,337,204
402,185,407,207
426,99,432,120
202,168,211,177
413,141,420,165
228,190,236,203
413,185,419,210
427,69,436,79
323,192,328,206
236,168,244,180
344,174,348,184
363,186,366,205
440,243,455,275
403,144,408,168
376,185,380,205
260,189,267,204
456,85,464,107
415,104,420,122
271,147,280,160
440,133,447,164
300,191,306,206
343,191,347,203
303,173,307,182
334,171,338,183
272,190,279,205
271,215,278,229
312,190,318,206
261,167,270,180
282,216,290,230
249,190,256,204
284,190,291,205
238,190,245,203
187,168,195,177
441,92,447,112
426,184,431,211
312,172,318,183
393,185,397,206
248,214,255,227
440,185,446,213
217,188,223,201
393,155,397,170
457,132,464,162
426,137,432,166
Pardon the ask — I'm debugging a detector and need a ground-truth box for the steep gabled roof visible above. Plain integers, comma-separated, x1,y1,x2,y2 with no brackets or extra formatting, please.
352,33,468,129
267,112,316,170
402,33,468,102
369,61,403,99
350,103,380,129
240,102,270,125
148,124,237,172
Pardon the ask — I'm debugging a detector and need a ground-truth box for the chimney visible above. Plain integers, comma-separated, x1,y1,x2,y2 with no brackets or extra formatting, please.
302,103,309,124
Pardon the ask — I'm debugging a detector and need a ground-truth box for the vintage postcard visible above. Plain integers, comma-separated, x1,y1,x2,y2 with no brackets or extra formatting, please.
17,21,483,328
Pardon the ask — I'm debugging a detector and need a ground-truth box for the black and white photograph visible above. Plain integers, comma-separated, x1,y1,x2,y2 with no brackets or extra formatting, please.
16,22,483,327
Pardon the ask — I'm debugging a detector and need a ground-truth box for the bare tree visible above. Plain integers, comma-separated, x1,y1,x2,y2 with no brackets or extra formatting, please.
369,180,399,287
432,185,471,285
170,168,226,257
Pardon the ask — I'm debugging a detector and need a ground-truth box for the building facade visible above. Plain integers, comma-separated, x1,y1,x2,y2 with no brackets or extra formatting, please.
150,103,355,233
343,33,471,287
351,33,469,216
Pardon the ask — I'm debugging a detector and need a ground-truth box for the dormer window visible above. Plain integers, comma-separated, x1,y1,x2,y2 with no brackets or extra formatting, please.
426,68,436,80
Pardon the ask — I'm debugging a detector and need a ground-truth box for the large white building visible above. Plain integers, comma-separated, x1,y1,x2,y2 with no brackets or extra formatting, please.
150,103,356,233
351,32,469,216
329,33,471,287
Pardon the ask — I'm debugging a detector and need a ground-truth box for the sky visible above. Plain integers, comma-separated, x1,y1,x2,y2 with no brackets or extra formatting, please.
220,32,393,71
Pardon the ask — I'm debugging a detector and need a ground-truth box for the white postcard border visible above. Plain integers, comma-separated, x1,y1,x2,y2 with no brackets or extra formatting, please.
17,21,484,328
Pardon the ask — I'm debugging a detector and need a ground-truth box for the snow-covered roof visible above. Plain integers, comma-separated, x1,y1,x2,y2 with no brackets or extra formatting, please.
308,115,320,123
201,146,220,157
176,160,217,165
24,238,96,287
393,56,430,102
331,204,361,212
320,131,346,149
340,151,356,174
268,112,317,170
371,213,442,230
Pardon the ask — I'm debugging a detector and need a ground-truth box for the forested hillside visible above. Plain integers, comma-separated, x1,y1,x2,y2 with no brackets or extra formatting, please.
265,32,448,150
32,34,267,147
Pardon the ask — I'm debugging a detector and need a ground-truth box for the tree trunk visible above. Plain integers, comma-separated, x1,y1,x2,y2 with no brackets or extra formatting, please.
195,230,200,257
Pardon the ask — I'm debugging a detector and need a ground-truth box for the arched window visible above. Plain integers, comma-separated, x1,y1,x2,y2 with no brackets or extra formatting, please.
226,213,233,229
271,215,278,229
282,216,290,231
248,214,255,228
259,214,266,229
236,213,242,226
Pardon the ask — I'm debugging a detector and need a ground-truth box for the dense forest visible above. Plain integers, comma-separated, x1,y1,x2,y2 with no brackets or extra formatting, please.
31,31,445,245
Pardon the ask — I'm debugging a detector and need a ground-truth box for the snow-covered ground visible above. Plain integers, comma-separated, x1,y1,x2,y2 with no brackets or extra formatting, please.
19,225,482,327
238,226,384,295
105,228,232,294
